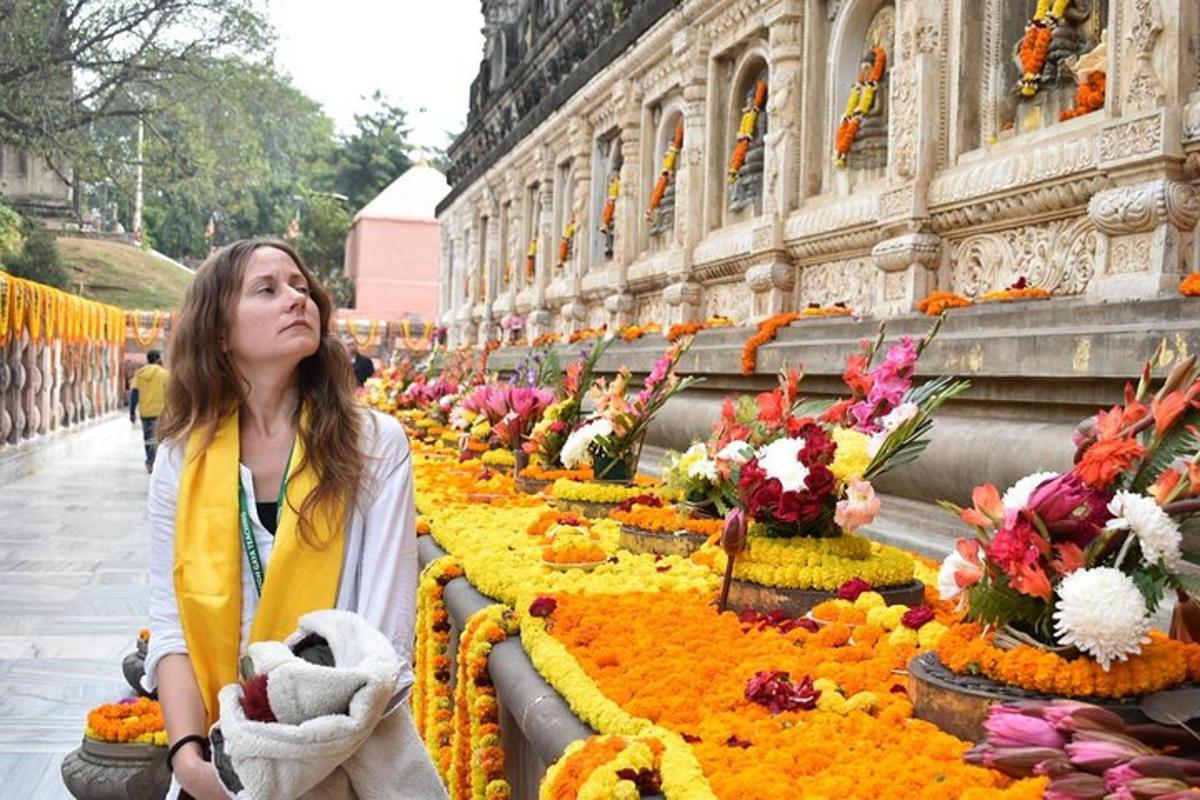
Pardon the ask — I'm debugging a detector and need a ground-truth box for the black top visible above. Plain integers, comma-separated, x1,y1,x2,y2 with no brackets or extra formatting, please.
353,353,375,386
256,501,278,535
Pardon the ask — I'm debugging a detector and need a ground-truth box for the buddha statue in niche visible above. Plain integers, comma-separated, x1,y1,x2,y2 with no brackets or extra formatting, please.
1009,0,1104,134
848,7,893,178
728,70,768,215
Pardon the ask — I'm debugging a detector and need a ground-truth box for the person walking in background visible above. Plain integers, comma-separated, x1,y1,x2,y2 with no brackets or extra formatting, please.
130,350,169,472
342,332,376,386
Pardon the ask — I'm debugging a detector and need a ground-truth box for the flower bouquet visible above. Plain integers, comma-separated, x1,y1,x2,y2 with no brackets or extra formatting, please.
461,383,555,459
702,321,969,613
521,336,614,491
932,346,1200,696
559,336,701,483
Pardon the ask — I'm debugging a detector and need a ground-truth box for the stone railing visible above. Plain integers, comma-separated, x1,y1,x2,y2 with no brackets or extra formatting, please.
0,273,127,453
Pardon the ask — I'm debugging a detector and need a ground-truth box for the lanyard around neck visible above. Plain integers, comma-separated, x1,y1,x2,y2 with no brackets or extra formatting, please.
237,439,295,596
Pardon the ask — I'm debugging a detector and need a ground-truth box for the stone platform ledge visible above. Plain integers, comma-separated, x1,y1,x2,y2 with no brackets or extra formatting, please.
417,536,669,800
0,412,125,486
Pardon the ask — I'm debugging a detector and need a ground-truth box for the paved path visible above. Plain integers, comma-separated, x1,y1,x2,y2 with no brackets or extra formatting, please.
0,416,152,798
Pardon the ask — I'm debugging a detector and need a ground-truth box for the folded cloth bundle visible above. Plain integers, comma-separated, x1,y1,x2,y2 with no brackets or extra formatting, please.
212,609,447,800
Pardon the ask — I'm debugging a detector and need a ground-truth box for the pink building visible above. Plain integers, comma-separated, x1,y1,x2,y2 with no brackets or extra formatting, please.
343,162,449,322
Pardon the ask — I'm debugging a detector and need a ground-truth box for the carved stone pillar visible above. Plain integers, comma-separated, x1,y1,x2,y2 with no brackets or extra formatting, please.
675,39,710,265
871,232,942,317
25,339,42,435
663,280,703,326
1087,179,1200,299
871,0,946,315
745,260,796,320
530,181,555,337
8,333,26,442
564,120,593,334
763,1,805,222
453,225,476,346
478,196,501,345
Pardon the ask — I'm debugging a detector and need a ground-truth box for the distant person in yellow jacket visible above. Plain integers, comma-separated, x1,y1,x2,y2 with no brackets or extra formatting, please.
130,350,169,472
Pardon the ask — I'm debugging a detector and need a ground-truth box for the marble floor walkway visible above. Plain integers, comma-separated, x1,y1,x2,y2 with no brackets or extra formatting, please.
0,416,152,798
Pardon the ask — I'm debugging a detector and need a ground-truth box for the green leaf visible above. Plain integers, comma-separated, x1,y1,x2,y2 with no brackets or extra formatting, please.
1131,566,1171,613
1131,407,1200,493
1175,572,1200,596
792,398,835,419
965,579,1052,638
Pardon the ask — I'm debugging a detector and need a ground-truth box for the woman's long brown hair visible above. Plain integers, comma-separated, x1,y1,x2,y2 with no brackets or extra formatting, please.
158,238,365,547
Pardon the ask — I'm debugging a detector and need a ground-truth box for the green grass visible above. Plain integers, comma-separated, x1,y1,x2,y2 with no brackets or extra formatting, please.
55,236,193,310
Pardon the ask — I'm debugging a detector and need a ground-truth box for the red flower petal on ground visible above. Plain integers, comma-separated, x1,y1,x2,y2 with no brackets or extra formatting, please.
837,578,874,601
528,596,557,617
901,605,936,630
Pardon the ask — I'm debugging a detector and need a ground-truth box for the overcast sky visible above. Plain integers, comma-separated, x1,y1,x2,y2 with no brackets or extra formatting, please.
268,0,485,155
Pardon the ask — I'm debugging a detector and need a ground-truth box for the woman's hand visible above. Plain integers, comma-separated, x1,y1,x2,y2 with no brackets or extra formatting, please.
175,747,229,800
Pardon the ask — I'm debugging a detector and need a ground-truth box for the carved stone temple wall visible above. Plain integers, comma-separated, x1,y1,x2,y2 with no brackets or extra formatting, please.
438,0,1200,518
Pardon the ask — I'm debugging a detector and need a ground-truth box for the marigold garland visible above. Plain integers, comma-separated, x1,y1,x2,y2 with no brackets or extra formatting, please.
525,239,538,282
728,80,768,183
557,215,576,269
346,318,379,349
915,291,974,316
741,312,800,375
448,605,516,800
712,534,917,590
834,46,887,168
979,286,1051,303
600,176,620,235
531,333,561,347
1018,0,1071,97
935,623,1200,698
568,326,606,344
1060,70,1106,121
85,697,167,746
520,464,594,482
611,504,723,538
647,124,685,222
618,322,660,342
130,310,163,348
1178,272,1200,297
402,320,434,351
413,555,465,780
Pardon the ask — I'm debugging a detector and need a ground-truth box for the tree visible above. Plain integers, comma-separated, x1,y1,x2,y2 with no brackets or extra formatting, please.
5,216,68,289
0,0,271,179
333,91,413,211
294,189,353,307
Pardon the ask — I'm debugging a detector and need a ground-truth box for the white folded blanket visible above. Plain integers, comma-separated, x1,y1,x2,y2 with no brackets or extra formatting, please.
213,609,448,800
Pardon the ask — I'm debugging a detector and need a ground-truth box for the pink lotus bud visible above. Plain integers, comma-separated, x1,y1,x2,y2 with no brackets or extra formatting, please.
985,705,1067,749
722,508,748,556
965,745,1069,779
1045,701,1126,734
1066,731,1152,772
1045,773,1108,800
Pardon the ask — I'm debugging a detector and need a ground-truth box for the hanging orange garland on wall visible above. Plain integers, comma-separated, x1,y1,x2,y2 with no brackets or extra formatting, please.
130,310,163,348
1060,70,1106,120
401,319,433,351
599,175,620,235
646,123,684,221
1018,0,1071,96
347,318,379,349
557,213,576,268
728,80,768,182
834,46,887,168
525,239,538,281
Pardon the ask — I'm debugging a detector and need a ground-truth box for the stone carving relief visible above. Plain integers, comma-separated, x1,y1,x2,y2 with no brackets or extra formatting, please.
948,215,1098,298
1123,0,1165,113
889,65,919,180
587,303,609,329
930,175,1112,234
1088,180,1200,235
704,0,771,53
703,281,752,324
1098,116,1164,163
929,135,1096,206
798,258,875,314
1110,234,1154,274
635,294,669,325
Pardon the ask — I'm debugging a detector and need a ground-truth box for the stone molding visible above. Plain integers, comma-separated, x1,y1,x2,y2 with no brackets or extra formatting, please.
744,259,795,293
871,232,941,272
663,280,704,307
930,175,1112,234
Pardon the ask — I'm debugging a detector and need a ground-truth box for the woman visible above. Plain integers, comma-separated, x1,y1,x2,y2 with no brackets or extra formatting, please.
144,239,440,799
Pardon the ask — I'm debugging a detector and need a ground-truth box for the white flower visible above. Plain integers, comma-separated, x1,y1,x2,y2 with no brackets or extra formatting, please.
688,458,718,482
448,407,471,430
717,440,752,465
1053,567,1152,671
937,549,973,602
560,418,613,469
756,437,810,493
1001,471,1060,512
438,393,458,409
866,402,921,458
1107,491,1183,570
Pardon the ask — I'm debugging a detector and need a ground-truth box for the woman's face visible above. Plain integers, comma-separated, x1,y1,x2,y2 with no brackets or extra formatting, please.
227,247,321,370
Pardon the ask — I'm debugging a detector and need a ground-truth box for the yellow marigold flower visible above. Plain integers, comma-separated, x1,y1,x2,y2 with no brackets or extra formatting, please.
853,591,886,611
918,621,949,649
813,677,841,694
816,690,849,714
471,420,492,440
831,427,872,483
846,691,878,714
888,626,919,647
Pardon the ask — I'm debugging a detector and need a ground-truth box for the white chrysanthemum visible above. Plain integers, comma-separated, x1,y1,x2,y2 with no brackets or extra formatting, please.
560,418,613,469
438,393,458,409
1053,567,1152,671
717,440,752,465
756,437,810,493
1001,471,1060,512
448,407,470,431
688,458,718,482
1107,491,1183,570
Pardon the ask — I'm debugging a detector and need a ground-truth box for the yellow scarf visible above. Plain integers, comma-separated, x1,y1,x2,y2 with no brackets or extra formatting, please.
174,411,346,724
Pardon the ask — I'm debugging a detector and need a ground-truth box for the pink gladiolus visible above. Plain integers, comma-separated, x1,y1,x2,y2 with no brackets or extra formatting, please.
834,478,881,532
985,706,1068,749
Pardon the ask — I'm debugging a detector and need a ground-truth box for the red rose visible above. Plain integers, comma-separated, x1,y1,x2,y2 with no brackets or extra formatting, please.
901,605,936,630
837,578,873,601
528,596,557,617
804,465,836,499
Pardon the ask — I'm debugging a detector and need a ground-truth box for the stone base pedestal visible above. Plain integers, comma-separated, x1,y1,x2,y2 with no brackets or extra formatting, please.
618,526,709,557
605,292,635,328
61,739,170,800
745,259,795,320
872,233,941,318
908,651,1166,743
663,281,702,326
726,578,925,618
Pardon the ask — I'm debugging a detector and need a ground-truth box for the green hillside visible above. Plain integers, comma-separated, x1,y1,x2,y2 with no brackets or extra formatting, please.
56,236,192,309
